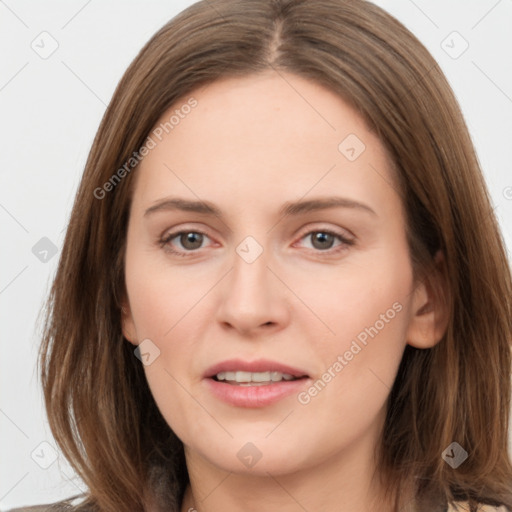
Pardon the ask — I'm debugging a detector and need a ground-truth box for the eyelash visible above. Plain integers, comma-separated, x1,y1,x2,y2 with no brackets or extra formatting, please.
158,228,355,257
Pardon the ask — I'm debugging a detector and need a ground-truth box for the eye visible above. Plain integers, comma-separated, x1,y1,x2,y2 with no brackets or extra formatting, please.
159,230,213,256
296,229,354,254
158,227,354,257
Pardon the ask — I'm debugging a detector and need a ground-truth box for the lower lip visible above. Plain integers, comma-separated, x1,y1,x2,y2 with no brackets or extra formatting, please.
204,378,310,408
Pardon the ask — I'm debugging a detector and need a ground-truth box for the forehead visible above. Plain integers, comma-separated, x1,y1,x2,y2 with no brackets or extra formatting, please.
130,71,399,217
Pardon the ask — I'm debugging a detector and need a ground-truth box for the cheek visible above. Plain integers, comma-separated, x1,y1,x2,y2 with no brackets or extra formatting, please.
123,247,216,438
289,246,411,349
292,246,412,401
124,246,208,340
288,267,410,457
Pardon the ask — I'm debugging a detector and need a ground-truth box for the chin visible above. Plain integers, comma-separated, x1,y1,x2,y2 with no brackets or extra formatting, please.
191,434,317,476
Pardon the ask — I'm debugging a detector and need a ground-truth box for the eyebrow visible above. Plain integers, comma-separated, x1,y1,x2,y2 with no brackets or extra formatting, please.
143,196,377,219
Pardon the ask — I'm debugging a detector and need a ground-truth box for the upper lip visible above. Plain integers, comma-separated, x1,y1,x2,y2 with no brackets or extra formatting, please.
204,358,310,379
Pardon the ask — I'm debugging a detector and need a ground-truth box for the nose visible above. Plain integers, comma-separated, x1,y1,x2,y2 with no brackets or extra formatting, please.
215,241,290,336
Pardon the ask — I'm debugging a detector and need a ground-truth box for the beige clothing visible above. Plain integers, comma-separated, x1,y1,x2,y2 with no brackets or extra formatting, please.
447,503,508,511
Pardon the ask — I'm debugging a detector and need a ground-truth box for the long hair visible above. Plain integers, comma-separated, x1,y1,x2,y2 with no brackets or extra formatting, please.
38,0,512,510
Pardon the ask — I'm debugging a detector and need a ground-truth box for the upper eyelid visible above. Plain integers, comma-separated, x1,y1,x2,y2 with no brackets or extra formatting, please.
298,225,354,239
161,224,353,239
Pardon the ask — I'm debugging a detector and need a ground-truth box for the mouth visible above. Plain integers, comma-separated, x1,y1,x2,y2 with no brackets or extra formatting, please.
212,370,307,386
203,358,311,407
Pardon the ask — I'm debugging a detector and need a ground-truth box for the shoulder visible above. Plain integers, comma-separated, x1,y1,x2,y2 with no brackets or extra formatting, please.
448,502,509,512
7,506,67,512
7,507,46,512
6,494,91,512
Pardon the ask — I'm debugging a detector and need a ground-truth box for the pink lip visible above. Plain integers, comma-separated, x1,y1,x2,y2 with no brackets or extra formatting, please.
203,358,311,408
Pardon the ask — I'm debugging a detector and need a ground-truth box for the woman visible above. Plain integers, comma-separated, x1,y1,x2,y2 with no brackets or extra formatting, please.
12,0,512,510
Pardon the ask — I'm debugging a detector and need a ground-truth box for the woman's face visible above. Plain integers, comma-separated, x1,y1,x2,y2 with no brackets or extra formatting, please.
122,71,427,476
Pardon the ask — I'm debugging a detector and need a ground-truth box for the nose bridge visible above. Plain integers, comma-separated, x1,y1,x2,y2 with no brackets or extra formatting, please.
216,232,287,332
230,234,273,305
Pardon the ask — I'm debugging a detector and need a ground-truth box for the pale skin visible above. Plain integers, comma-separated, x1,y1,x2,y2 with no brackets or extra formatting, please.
121,70,449,512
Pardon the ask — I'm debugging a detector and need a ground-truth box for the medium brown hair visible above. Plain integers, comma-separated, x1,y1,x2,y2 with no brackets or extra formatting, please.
38,0,512,510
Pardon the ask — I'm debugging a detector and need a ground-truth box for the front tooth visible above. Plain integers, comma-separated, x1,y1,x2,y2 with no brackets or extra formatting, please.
217,371,297,383
235,371,252,383
252,371,271,382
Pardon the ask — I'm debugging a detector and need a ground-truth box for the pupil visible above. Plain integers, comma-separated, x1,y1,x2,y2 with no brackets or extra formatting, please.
181,232,203,249
312,232,333,250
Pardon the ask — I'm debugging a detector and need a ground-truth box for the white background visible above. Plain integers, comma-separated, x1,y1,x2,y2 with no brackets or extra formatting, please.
1,0,511,509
